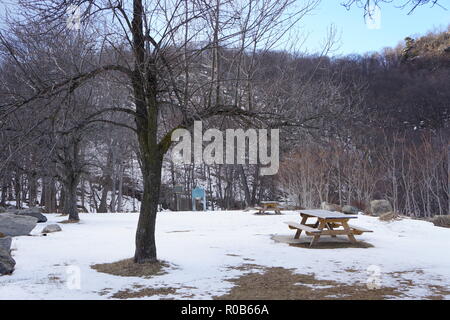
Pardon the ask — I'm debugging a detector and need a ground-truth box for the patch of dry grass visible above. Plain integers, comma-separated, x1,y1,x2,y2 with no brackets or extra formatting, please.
112,286,177,299
91,258,171,278
215,265,403,300
430,215,450,228
58,219,80,224
423,285,450,300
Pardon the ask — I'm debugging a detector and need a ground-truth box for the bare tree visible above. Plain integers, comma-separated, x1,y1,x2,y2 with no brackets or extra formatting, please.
1,0,320,263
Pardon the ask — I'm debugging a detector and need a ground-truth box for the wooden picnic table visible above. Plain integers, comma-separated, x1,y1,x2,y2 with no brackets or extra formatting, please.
255,201,284,215
285,209,372,247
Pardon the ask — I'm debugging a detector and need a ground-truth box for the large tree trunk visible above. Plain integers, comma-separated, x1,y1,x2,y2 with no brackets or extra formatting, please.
98,150,113,213
41,177,57,213
14,171,21,209
63,176,79,221
28,173,38,207
116,163,124,212
133,157,162,264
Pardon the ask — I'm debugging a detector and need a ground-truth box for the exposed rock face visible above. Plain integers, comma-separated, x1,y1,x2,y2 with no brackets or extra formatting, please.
431,215,450,228
0,236,12,252
0,213,38,236
370,200,393,216
42,224,62,234
0,247,15,275
342,205,359,215
3,207,47,223
17,208,47,223
321,202,342,212
379,211,396,221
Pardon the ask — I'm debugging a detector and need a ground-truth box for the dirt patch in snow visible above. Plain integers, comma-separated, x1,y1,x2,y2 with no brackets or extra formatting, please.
430,215,450,228
109,283,199,299
423,285,450,300
58,219,80,224
111,286,178,299
91,258,171,278
215,264,404,300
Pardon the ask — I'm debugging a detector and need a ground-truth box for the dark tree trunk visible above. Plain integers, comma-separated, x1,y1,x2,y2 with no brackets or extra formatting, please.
29,174,38,207
98,150,113,213
0,175,8,206
14,172,21,209
63,176,79,221
238,165,252,207
134,156,162,263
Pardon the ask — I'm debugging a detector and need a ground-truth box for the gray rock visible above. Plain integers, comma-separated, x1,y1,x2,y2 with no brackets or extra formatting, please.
17,208,47,223
0,247,15,275
321,202,342,212
42,224,62,234
0,213,38,236
370,200,393,216
0,236,12,252
342,205,359,215
379,211,396,221
0,206,5,213
1,207,47,223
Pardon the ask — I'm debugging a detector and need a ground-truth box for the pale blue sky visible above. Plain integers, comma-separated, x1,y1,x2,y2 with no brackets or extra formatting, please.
0,1,448,56
297,1,449,55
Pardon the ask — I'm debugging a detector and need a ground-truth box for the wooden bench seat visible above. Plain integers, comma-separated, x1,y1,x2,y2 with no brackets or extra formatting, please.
348,224,373,235
284,221,321,233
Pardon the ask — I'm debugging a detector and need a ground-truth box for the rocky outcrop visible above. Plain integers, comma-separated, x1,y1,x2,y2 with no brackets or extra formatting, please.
42,224,62,234
4,207,47,223
431,215,450,228
0,236,12,252
0,247,15,275
321,202,342,212
370,200,393,216
342,205,359,215
0,213,38,236
379,211,396,221
17,208,47,223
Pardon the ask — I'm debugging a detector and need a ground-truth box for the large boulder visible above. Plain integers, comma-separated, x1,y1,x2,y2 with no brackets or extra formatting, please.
321,202,342,212
0,213,38,236
342,205,359,215
0,247,15,275
0,206,5,213
42,224,62,234
2,207,47,223
0,236,12,252
370,200,393,216
17,207,47,223
431,215,450,228
379,211,396,221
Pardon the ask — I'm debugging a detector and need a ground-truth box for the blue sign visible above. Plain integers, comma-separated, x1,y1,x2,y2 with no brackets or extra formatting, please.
192,187,206,211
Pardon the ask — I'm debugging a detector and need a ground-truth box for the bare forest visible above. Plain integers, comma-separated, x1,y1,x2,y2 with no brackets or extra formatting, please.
0,0,449,264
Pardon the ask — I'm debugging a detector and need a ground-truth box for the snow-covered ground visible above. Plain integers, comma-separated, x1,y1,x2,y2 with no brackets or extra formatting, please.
0,211,449,299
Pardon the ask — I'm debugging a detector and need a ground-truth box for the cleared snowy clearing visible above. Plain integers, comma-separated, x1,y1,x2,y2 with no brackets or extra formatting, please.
0,211,449,300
